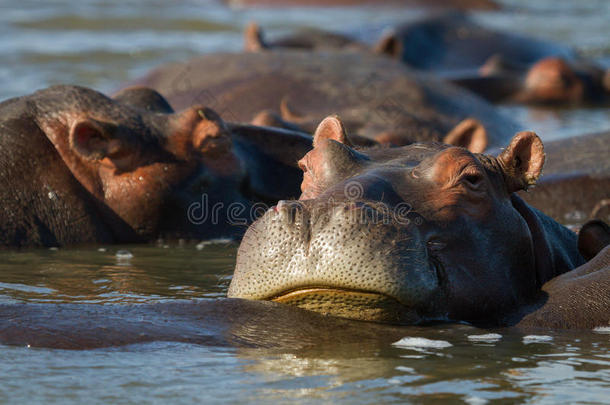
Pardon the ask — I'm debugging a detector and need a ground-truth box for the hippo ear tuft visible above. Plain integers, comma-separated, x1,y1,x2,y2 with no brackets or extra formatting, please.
313,115,352,148
244,22,267,52
374,31,401,58
69,119,117,161
497,131,545,192
443,118,488,153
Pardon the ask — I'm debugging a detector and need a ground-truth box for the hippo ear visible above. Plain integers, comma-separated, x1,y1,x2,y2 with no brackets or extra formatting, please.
374,31,401,58
443,118,488,153
497,131,545,193
69,119,121,161
578,220,610,261
192,107,232,156
244,22,267,52
251,109,305,132
280,97,306,123
313,115,352,148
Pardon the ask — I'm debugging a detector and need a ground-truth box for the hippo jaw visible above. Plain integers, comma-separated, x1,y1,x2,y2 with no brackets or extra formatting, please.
227,201,444,325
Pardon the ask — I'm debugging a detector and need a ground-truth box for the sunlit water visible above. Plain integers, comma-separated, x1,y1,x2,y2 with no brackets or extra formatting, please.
1,0,609,403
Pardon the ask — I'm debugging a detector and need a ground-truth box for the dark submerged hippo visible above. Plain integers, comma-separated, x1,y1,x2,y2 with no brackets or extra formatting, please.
518,131,610,226
228,116,608,329
0,85,310,247
375,13,610,104
226,0,499,10
130,51,520,148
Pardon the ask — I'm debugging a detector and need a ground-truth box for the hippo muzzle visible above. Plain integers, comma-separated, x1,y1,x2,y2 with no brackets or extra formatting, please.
227,199,442,324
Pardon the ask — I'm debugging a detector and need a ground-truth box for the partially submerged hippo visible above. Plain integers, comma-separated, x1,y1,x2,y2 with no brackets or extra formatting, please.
518,131,610,226
375,13,610,104
130,51,520,148
228,116,608,329
226,0,499,10
0,85,310,247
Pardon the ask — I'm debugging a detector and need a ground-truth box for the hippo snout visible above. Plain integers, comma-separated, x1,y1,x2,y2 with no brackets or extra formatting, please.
228,200,440,323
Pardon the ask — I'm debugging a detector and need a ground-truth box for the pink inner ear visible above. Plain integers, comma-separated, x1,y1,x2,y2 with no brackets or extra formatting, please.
313,116,348,148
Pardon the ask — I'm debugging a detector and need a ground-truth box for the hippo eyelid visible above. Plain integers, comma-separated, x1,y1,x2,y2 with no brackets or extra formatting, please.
455,164,485,189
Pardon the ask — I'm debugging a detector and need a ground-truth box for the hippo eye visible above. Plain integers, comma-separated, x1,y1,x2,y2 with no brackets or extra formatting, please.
460,168,484,190
464,173,482,185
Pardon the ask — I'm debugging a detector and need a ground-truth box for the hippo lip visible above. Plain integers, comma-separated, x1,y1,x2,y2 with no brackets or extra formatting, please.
268,287,421,324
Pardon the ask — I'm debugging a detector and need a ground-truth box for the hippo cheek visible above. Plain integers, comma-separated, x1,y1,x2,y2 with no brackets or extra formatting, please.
228,203,441,324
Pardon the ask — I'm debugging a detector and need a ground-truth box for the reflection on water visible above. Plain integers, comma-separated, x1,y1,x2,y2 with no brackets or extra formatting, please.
0,243,236,304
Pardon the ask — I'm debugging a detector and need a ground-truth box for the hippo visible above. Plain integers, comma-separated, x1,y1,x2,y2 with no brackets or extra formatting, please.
225,0,499,10
228,116,609,329
518,131,610,226
129,51,521,148
0,85,311,247
374,13,610,104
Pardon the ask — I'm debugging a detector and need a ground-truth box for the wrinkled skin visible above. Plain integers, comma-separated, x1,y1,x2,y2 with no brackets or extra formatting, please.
375,13,610,104
518,131,610,226
228,116,596,328
129,51,521,148
0,85,310,247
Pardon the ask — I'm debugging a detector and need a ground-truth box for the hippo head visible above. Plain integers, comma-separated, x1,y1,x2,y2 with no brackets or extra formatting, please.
514,57,610,104
227,116,579,325
34,85,244,240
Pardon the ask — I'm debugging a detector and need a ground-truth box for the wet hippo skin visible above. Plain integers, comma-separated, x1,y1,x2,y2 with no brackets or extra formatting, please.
129,51,521,148
0,299,412,350
0,85,311,247
228,116,609,329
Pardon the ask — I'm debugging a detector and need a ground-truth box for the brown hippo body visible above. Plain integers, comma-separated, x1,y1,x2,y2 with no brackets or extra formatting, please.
514,244,609,330
227,117,608,329
518,131,610,226
375,13,610,104
130,51,521,148
0,85,310,247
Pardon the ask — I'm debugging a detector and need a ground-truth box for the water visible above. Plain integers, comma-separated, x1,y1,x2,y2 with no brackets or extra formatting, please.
1,244,609,404
1,0,610,403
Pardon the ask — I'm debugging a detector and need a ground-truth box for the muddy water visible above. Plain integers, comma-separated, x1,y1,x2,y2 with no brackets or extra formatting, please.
0,0,609,403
